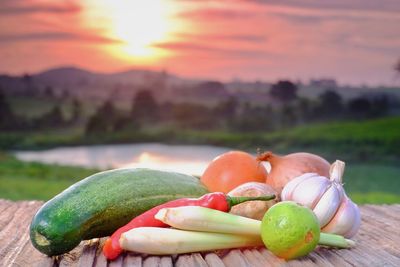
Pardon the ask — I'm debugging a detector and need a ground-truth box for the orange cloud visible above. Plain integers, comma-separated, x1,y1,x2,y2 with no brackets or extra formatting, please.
0,0,81,15
0,0,399,85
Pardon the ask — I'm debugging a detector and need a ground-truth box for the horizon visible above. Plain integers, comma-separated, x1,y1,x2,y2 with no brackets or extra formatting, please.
1,0,400,86
1,64,399,88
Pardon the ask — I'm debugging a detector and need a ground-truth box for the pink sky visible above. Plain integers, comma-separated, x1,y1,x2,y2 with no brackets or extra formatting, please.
0,0,399,85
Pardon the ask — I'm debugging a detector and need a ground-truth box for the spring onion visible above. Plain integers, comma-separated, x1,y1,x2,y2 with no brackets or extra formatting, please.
119,227,263,255
155,206,355,249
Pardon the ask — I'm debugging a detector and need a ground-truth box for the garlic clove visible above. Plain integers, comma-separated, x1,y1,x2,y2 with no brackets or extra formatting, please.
322,196,360,237
312,183,343,228
281,173,318,201
343,200,361,238
291,175,330,209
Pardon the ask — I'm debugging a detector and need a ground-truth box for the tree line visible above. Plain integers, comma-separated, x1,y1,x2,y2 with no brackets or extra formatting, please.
84,81,395,135
0,88,82,131
0,80,396,133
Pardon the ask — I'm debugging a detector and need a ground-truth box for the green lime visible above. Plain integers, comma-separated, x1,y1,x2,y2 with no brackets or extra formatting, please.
261,201,320,260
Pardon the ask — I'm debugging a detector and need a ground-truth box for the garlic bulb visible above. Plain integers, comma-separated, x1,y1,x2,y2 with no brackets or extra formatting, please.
281,160,361,238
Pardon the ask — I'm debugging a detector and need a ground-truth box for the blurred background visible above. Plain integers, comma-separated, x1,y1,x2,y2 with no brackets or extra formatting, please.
0,0,399,203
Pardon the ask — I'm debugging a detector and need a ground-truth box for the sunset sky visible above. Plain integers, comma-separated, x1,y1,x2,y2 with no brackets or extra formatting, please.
0,0,399,85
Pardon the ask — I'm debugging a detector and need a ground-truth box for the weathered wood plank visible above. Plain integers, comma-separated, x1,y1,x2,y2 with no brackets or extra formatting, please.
92,238,109,267
389,204,400,213
222,250,251,267
1,200,400,267
312,248,350,267
92,251,108,267
283,255,316,267
204,253,226,267
175,253,209,267
0,199,16,216
108,255,124,267
0,201,22,237
258,248,285,265
143,256,161,267
160,256,174,267
358,206,400,258
142,256,173,267
0,201,54,267
77,239,99,267
363,205,399,223
58,240,87,267
247,250,264,263
123,253,142,267
242,249,265,267
245,249,267,266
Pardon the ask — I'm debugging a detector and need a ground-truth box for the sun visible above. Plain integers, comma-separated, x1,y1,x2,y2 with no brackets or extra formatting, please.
110,0,167,57
101,0,173,58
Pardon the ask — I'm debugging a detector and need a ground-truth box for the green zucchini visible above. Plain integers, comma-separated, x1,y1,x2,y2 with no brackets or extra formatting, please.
30,168,208,256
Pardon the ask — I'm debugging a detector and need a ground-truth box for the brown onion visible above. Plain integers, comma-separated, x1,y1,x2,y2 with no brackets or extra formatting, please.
258,151,330,194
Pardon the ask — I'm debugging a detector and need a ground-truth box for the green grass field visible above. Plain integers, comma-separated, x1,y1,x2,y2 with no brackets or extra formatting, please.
260,117,400,161
1,116,399,203
2,117,400,163
344,164,400,204
189,117,400,163
0,153,97,200
0,153,399,204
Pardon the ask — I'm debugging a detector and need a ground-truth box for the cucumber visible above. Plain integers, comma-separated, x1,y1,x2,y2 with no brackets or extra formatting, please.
30,168,208,256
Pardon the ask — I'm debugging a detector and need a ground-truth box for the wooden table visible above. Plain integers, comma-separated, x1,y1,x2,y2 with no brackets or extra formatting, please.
1,199,399,267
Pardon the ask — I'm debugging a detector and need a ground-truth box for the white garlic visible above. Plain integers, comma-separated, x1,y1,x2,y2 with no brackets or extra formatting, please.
322,194,361,238
281,160,361,238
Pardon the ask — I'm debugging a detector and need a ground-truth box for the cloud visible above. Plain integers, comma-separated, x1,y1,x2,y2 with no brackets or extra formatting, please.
152,41,271,58
267,12,370,25
243,0,400,13
0,1,81,15
176,2,400,28
176,8,253,20
267,8,400,25
0,32,122,44
174,33,267,43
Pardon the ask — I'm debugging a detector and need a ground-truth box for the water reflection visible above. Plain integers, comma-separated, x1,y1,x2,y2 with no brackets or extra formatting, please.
14,143,232,176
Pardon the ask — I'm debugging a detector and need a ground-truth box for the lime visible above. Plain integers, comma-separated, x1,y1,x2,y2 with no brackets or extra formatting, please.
261,201,320,260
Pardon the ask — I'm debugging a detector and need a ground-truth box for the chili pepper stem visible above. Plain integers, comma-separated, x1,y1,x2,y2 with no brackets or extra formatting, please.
226,195,276,209
155,206,262,236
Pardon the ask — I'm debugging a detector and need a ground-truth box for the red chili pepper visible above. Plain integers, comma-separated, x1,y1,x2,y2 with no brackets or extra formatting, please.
103,192,275,259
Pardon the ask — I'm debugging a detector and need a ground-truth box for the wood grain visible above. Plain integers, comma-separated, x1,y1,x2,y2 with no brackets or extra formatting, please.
0,200,399,267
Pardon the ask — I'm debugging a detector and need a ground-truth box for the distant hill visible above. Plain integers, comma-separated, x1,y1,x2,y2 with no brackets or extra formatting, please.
34,66,95,86
33,66,186,87
32,67,184,85
0,66,193,103
0,66,399,105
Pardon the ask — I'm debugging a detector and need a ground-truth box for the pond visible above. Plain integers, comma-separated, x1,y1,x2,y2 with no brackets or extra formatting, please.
13,143,234,176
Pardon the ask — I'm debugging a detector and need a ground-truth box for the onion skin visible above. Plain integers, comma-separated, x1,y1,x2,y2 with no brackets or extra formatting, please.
201,151,268,193
258,151,330,194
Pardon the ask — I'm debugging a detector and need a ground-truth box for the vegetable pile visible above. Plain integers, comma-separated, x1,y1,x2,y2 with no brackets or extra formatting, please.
29,149,361,262
103,192,275,259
